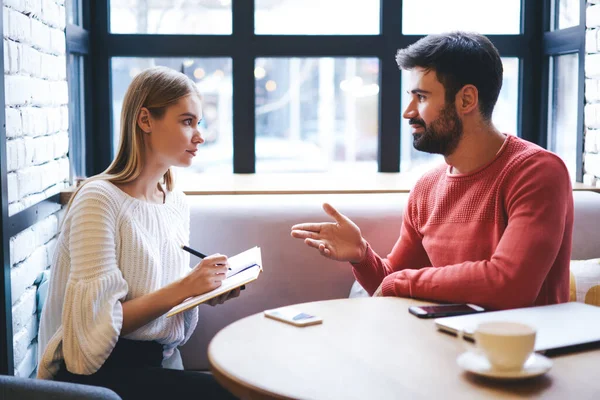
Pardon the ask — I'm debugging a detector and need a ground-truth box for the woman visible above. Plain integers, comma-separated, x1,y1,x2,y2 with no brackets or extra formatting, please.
37,67,238,399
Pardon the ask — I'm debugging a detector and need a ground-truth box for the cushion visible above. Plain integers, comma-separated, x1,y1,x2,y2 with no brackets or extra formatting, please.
349,280,369,298
570,259,600,306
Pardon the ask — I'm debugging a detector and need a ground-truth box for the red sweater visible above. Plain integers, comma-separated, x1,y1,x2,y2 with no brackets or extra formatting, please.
352,135,573,310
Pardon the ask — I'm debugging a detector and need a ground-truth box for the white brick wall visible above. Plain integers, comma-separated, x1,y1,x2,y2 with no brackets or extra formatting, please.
586,1,600,187
4,0,69,377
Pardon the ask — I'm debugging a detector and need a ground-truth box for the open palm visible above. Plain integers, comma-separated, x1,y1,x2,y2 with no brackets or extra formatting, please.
290,203,367,263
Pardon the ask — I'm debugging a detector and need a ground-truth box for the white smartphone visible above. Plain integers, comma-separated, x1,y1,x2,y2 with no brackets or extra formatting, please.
408,303,485,319
263,307,323,327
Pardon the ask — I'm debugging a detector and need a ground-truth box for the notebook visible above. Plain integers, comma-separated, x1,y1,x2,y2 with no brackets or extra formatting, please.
166,246,262,317
435,302,600,352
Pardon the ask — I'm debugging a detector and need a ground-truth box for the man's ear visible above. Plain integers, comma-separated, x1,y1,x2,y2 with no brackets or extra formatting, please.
137,107,152,133
455,85,479,115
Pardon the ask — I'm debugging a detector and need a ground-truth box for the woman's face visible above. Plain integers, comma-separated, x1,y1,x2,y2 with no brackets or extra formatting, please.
143,94,204,169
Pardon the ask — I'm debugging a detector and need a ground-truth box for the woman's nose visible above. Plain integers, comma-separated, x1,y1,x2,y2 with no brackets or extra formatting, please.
193,131,204,144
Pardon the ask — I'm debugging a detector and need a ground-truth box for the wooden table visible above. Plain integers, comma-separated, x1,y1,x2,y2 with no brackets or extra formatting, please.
208,298,600,399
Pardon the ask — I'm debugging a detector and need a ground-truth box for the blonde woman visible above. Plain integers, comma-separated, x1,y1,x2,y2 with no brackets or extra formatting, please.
37,67,238,399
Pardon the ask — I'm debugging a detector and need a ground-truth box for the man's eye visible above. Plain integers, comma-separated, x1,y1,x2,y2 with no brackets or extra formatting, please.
417,94,426,101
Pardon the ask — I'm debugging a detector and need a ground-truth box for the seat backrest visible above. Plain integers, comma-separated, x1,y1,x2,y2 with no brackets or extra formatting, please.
570,259,600,306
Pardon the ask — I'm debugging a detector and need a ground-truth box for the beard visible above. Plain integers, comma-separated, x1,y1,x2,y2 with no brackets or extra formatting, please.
409,103,463,156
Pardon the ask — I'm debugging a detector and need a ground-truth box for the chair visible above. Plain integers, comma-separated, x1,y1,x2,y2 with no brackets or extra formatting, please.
570,258,600,306
0,374,121,399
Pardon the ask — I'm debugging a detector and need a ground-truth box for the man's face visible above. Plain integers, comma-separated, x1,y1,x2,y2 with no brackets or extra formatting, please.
403,68,463,156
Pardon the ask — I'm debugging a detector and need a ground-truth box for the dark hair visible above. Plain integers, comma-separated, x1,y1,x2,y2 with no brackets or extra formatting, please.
396,31,503,120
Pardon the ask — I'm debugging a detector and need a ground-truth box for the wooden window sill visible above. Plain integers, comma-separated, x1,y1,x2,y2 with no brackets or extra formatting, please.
59,173,600,205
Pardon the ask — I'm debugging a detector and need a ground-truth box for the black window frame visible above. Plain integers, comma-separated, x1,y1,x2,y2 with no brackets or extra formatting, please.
541,0,586,181
88,0,546,175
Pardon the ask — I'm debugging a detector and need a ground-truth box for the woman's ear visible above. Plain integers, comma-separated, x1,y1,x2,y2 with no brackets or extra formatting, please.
456,85,479,115
137,107,152,133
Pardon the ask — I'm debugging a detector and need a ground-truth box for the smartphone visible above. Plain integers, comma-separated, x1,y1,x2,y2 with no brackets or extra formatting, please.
408,304,485,319
264,307,323,327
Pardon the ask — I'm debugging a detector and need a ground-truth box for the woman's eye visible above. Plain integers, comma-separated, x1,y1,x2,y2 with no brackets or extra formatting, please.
183,119,193,126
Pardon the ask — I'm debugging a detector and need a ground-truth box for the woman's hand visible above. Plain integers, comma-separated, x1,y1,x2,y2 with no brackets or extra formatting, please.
290,203,368,263
205,287,241,307
179,254,229,298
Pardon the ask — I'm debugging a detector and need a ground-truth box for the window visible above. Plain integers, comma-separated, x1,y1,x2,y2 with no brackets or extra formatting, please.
110,0,232,34
111,57,233,173
402,0,521,34
83,1,587,184
548,54,579,180
255,0,380,35
552,0,581,30
255,58,379,173
66,0,82,25
66,0,89,180
67,54,86,179
544,0,584,181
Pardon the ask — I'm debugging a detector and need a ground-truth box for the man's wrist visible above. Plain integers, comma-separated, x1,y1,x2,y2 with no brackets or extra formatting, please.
381,275,396,297
351,239,369,264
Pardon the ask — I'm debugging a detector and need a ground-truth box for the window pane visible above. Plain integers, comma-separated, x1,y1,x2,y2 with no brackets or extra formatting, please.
400,58,519,173
66,0,80,26
110,0,232,34
548,54,578,180
111,58,233,176
402,0,521,34
255,0,380,35
68,54,85,179
552,0,580,30
255,58,379,173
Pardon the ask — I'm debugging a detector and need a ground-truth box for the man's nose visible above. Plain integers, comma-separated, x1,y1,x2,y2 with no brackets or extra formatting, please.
402,102,417,120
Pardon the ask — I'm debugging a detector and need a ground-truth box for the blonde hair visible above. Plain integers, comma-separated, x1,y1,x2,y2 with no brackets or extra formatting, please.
65,66,201,213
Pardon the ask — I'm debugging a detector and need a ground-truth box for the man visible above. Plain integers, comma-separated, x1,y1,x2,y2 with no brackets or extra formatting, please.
290,32,573,310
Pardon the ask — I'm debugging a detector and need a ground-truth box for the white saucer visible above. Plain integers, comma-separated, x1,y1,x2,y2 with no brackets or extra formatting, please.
457,352,553,380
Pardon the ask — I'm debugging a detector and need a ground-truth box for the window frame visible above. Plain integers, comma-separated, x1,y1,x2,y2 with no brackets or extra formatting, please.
88,0,540,176
541,0,586,181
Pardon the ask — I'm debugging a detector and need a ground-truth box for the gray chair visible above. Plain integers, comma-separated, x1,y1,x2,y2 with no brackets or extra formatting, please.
0,272,120,399
0,374,121,399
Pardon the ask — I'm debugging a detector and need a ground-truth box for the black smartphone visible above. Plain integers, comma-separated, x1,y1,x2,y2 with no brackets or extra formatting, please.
408,304,485,319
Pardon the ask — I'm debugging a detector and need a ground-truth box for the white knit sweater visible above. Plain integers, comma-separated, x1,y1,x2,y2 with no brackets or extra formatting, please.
37,180,198,379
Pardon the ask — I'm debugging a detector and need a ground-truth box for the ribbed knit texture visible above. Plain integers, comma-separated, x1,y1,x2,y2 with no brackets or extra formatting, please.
37,180,198,379
353,135,574,310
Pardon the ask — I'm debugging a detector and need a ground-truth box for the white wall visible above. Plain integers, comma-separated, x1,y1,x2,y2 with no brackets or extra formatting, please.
3,0,68,377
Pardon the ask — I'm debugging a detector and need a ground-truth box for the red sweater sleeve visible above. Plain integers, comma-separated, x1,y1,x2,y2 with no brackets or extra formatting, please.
379,153,572,310
352,191,430,295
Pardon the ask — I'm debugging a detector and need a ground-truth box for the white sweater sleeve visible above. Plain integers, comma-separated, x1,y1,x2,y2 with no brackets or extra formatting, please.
178,190,199,344
61,183,129,375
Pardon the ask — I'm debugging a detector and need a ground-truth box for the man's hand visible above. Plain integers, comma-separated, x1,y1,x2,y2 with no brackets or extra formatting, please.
290,203,367,263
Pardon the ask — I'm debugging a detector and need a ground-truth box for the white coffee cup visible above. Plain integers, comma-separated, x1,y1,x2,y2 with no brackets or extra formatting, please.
465,321,536,371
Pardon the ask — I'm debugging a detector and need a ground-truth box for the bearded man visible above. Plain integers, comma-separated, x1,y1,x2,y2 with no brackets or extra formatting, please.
291,31,573,310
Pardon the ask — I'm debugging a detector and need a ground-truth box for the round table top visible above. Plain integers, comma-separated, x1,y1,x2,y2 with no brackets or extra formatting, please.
208,297,600,400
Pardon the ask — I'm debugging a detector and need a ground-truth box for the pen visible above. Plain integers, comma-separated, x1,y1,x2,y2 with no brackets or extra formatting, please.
181,245,207,259
180,245,246,291
180,245,235,273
